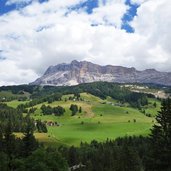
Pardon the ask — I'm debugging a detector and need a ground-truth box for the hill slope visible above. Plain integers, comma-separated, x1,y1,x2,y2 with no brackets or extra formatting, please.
7,93,159,146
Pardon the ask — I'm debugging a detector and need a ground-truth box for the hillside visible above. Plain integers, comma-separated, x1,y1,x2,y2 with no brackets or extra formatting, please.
1,82,155,108
0,82,167,146
6,92,160,146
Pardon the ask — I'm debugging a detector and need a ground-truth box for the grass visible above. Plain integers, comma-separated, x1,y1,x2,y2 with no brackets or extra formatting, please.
9,93,159,146
0,90,30,98
15,133,59,147
47,122,152,146
6,100,29,108
145,98,161,116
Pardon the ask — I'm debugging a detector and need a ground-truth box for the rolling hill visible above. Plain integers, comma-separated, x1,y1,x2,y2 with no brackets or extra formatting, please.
6,92,160,146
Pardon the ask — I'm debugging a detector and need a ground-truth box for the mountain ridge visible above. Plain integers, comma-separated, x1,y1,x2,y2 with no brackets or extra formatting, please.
31,60,171,86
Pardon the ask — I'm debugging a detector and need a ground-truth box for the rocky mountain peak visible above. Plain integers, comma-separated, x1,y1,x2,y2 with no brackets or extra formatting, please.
30,60,171,86
71,60,80,65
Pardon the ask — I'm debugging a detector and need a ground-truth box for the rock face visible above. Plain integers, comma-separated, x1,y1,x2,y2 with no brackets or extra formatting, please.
31,60,171,86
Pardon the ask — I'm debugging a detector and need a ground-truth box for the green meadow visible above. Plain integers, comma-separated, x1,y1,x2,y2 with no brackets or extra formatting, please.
7,93,160,146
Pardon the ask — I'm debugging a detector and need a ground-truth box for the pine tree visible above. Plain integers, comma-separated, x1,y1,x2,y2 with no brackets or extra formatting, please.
3,119,16,157
117,145,142,171
22,115,38,157
148,98,171,171
0,152,9,171
0,123,3,151
3,119,16,170
79,107,82,113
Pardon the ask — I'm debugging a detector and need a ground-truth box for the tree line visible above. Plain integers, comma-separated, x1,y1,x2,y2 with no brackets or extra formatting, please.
39,82,150,108
40,104,81,116
40,105,65,116
16,92,62,113
1,82,152,108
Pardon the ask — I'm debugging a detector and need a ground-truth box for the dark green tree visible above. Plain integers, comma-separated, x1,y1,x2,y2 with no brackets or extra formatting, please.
0,152,9,171
70,104,78,116
153,102,157,108
116,145,142,171
3,119,16,157
36,120,48,133
79,107,82,113
41,105,53,115
53,106,65,116
21,115,38,157
28,107,37,114
0,123,3,151
148,98,171,171
24,148,68,171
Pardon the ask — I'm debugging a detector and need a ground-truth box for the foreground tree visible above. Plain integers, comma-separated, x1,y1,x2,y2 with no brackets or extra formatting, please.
0,152,9,171
148,98,171,171
116,145,142,171
23,148,68,171
3,119,16,157
21,115,38,157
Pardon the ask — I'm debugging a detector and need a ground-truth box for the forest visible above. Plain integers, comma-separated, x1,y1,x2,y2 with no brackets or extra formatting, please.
0,82,152,108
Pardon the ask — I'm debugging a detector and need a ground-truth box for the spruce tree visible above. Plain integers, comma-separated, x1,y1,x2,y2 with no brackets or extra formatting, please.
3,119,16,157
0,123,3,151
22,115,38,157
149,98,171,171
79,107,82,113
117,145,142,171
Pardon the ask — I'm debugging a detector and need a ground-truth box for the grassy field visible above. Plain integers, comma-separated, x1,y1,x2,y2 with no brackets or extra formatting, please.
6,100,29,108
8,93,160,146
145,98,161,116
0,90,30,98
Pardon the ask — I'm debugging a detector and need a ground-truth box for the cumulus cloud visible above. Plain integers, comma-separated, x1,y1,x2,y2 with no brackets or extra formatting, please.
91,0,127,27
0,0,171,85
130,0,147,5
0,60,37,85
130,0,171,70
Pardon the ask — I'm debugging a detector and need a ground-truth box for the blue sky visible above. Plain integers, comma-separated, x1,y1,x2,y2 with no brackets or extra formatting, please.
0,0,48,14
0,0,138,33
122,0,139,32
0,0,170,85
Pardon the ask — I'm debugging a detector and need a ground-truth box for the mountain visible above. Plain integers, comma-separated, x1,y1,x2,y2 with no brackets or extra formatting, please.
30,60,171,86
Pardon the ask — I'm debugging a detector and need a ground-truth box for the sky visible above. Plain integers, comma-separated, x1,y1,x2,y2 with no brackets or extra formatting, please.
0,0,171,85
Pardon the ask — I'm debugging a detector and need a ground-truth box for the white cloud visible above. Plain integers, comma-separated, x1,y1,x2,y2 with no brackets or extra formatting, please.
91,0,127,28
130,0,148,5
0,60,38,85
0,0,171,85
130,0,171,70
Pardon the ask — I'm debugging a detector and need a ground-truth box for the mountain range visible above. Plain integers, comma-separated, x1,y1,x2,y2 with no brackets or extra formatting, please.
31,60,171,86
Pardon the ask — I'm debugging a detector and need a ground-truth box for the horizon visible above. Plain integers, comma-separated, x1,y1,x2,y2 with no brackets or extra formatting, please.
0,0,171,85
1,59,171,87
